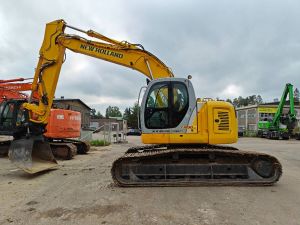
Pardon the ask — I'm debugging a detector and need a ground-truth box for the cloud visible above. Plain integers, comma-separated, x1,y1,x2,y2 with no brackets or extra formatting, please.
1,0,300,114
220,84,244,99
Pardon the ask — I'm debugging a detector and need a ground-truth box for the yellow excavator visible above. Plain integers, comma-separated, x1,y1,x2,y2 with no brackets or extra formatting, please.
0,20,282,186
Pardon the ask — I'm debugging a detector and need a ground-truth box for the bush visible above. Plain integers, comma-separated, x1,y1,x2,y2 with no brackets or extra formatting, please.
243,130,257,137
90,139,110,146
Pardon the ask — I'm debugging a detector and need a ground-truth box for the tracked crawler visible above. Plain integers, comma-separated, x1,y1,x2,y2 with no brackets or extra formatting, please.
0,138,89,160
112,145,282,186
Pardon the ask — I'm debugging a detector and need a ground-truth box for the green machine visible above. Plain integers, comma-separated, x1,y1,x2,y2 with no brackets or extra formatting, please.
258,83,297,140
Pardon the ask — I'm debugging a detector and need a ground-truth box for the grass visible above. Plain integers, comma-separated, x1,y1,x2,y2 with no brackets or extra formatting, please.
90,139,110,146
242,130,258,137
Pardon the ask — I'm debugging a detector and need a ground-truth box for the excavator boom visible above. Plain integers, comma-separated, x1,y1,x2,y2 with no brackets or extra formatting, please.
26,20,173,125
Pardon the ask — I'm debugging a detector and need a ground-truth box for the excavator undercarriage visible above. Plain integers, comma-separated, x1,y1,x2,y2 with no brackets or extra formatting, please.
49,139,90,159
112,144,282,186
0,138,90,160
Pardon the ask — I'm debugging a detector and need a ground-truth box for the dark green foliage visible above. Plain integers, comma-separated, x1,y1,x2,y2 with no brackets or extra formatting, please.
90,139,110,146
91,108,104,119
231,95,263,107
105,106,122,118
123,102,140,128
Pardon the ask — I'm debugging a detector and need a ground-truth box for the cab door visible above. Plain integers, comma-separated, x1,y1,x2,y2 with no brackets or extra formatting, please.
0,100,27,136
142,81,171,143
142,78,197,144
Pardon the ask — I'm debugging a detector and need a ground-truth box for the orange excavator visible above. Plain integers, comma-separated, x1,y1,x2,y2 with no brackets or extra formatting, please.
0,78,89,159
0,78,33,101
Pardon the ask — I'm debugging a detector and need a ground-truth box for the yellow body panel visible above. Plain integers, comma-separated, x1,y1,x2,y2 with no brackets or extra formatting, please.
142,133,209,144
142,100,238,145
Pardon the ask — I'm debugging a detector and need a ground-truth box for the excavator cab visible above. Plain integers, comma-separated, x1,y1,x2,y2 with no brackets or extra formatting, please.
140,77,238,145
0,100,26,136
0,99,57,174
140,78,196,143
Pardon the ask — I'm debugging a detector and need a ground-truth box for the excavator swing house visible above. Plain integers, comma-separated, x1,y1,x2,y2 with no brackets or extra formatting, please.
0,78,90,169
0,19,282,186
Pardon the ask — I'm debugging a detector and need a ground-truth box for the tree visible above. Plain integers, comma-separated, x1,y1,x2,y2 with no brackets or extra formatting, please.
225,98,232,104
105,106,122,118
123,102,140,128
123,107,131,120
233,98,239,107
229,95,264,107
96,111,104,119
90,108,96,117
257,95,263,104
91,108,104,119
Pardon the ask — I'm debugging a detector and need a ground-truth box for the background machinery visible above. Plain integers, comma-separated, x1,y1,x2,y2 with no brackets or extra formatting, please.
0,78,35,156
0,19,282,185
0,77,89,160
0,78,32,102
258,83,298,140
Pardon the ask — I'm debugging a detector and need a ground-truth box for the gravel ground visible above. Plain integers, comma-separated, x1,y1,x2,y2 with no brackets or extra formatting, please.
0,136,299,225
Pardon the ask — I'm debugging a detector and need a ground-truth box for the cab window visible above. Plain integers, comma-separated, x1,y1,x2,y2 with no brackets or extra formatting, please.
145,83,169,129
0,102,15,129
144,82,189,129
171,83,189,127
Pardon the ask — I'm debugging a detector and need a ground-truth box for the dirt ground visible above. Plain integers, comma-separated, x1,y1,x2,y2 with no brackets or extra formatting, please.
0,136,299,225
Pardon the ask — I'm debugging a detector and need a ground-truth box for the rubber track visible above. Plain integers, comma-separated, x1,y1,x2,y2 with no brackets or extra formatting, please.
50,142,77,160
50,139,90,154
111,144,282,187
0,140,10,156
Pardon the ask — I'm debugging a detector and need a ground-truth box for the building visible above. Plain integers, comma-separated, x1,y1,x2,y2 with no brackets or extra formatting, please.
90,117,127,131
53,98,91,128
236,101,300,133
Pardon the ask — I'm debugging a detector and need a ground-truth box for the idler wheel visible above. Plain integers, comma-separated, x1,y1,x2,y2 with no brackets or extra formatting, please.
251,158,274,178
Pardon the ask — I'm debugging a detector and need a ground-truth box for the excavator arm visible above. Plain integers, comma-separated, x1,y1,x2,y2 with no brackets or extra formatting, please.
271,83,296,128
25,19,173,125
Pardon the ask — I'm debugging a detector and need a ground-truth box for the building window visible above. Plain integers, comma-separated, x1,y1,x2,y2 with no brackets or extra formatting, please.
259,113,274,121
144,82,189,129
248,124,257,131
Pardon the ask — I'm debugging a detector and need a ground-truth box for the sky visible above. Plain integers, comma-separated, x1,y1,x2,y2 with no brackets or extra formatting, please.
1,0,300,114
